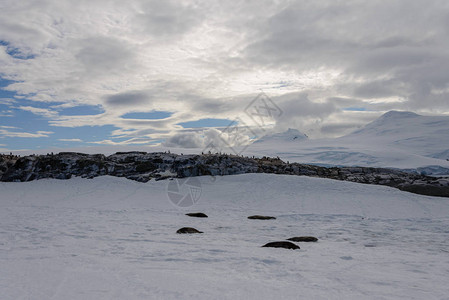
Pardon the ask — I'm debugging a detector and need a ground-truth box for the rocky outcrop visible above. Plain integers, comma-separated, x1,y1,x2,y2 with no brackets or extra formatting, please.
1,152,449,197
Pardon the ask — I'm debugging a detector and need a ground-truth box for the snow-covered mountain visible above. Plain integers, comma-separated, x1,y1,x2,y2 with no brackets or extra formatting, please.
347,111,449,158
249,111,449,174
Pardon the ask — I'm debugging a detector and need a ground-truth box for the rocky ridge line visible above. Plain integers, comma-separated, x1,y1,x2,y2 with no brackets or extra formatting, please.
1,152,448,197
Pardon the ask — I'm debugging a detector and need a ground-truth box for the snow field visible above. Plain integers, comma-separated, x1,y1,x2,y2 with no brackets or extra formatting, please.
1,174,449,299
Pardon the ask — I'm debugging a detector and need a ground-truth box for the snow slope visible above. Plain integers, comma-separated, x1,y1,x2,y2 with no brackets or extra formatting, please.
254,128,308,144
1,174,449,299
249,111,449,174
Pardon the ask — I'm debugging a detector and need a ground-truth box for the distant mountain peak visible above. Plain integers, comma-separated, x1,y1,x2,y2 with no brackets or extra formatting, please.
284,128,305,137
350,111,423,135
380,110,420,119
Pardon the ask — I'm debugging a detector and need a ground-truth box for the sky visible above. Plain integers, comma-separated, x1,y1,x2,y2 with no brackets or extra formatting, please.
1,0,449,153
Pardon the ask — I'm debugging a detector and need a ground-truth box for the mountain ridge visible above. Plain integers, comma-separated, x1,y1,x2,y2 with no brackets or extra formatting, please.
248,110,449,174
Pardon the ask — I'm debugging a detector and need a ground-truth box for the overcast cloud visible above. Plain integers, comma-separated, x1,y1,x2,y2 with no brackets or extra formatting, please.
1,0,448,150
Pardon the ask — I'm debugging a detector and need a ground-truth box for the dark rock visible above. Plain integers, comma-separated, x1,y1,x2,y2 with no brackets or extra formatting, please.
1,152,449,198
176,227,203,234
262,241,300,250
135,161,157,173
399,184,449,197
248,215,276,220
186,212,208,218
287,236,318,242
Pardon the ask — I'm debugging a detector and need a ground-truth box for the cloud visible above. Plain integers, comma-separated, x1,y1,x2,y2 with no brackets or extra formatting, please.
163,127,253,149
0,110,13,117
0,98,16,105
89,138,152,146
105,91,151,107
241,1,449,112
58,138,82,142
18,106,58,118
133,0,205,38
74,36,135,75
269,92,338,135
164,131,205,148
0,128,53,138
1,0,449,150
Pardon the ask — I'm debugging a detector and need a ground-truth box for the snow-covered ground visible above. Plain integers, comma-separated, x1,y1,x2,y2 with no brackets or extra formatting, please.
1,174,449,299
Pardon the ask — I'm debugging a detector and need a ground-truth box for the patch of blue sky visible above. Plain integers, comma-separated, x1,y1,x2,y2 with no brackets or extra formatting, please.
121,111,172,119
0,78,16,98
0,77,14,88
0,104,118,150
14,99,64,110
0,107,48,130
343,107,367,111
50,125,118,143
178,118,233,128
58,105,104,116
0,77,120,150
0,40,36,60
2,124,120,150
1,137,51,151
1,79,65,110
